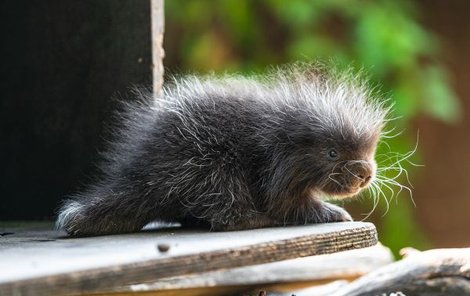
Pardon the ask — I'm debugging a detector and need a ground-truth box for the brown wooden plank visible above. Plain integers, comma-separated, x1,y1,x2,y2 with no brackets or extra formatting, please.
0,222,377,296
328,247,470,296
90,286,253,296
257,248,470,296
114,244,392,293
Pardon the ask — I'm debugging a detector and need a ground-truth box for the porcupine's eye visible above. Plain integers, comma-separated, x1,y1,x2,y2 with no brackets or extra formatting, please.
327,149,339,160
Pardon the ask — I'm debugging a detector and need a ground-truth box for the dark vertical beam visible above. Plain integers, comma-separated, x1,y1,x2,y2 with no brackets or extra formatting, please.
0,1,153,220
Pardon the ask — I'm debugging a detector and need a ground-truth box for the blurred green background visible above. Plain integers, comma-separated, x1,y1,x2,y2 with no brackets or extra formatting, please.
164,0,465,256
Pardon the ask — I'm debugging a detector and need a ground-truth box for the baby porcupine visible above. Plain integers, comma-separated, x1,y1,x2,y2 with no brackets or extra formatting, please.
56,64,388,236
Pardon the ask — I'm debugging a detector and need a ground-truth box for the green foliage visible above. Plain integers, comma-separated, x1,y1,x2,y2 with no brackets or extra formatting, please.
380,197,431,255
165,0,460,256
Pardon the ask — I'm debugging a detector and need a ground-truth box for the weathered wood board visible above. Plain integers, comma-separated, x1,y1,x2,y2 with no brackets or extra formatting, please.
151,0,164,96
111,244,393,295
0,222,377,296
262,247,470,296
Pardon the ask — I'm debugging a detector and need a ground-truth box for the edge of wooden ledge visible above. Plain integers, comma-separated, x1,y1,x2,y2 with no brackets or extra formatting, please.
0,222,377,296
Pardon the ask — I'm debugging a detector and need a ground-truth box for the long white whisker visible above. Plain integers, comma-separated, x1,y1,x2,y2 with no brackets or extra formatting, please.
371,131,421,209
361,182,381,221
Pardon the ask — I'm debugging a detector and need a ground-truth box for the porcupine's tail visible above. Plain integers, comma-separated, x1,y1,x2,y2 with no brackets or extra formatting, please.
56,189,153,236
56,199,87,234
56,89,161,236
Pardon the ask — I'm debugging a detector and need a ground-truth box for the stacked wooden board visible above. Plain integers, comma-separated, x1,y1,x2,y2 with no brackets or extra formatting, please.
0,222,382,295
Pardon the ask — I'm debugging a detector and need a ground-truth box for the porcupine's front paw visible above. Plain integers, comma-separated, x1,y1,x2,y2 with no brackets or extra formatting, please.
318,202,353,223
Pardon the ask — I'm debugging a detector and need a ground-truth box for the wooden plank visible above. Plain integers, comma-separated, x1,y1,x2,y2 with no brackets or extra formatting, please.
151,0,165,96
91,286,252,296
117,244,393,293
260,247,470,296
0,222,376,296
328,247,470,296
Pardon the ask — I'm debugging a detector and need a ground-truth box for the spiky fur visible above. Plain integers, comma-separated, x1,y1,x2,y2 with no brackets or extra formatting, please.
56,63,389,236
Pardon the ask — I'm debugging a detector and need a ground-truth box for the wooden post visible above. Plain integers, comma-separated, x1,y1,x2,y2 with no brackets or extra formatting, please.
151,0,165,96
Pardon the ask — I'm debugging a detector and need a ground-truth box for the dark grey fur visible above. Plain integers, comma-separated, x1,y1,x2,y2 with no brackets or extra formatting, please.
56,66,387,236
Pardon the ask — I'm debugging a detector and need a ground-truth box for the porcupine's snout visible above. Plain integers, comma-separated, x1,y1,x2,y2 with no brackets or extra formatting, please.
344,161,374,190
322,160,376,198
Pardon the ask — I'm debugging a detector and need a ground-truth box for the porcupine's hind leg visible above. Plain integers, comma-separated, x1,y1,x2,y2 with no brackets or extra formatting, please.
56,182,160,236
179,167,276,231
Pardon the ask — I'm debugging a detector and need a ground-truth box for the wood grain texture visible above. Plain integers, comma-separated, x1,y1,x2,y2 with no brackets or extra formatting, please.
268,248,470,296
151,0,165,96
117,244,393,292
328,247,470,296
0,222,377,296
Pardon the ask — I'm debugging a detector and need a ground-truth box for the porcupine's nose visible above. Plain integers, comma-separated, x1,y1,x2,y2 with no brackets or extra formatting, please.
358,175,372,188
344,161,374,189
348,161,373,188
